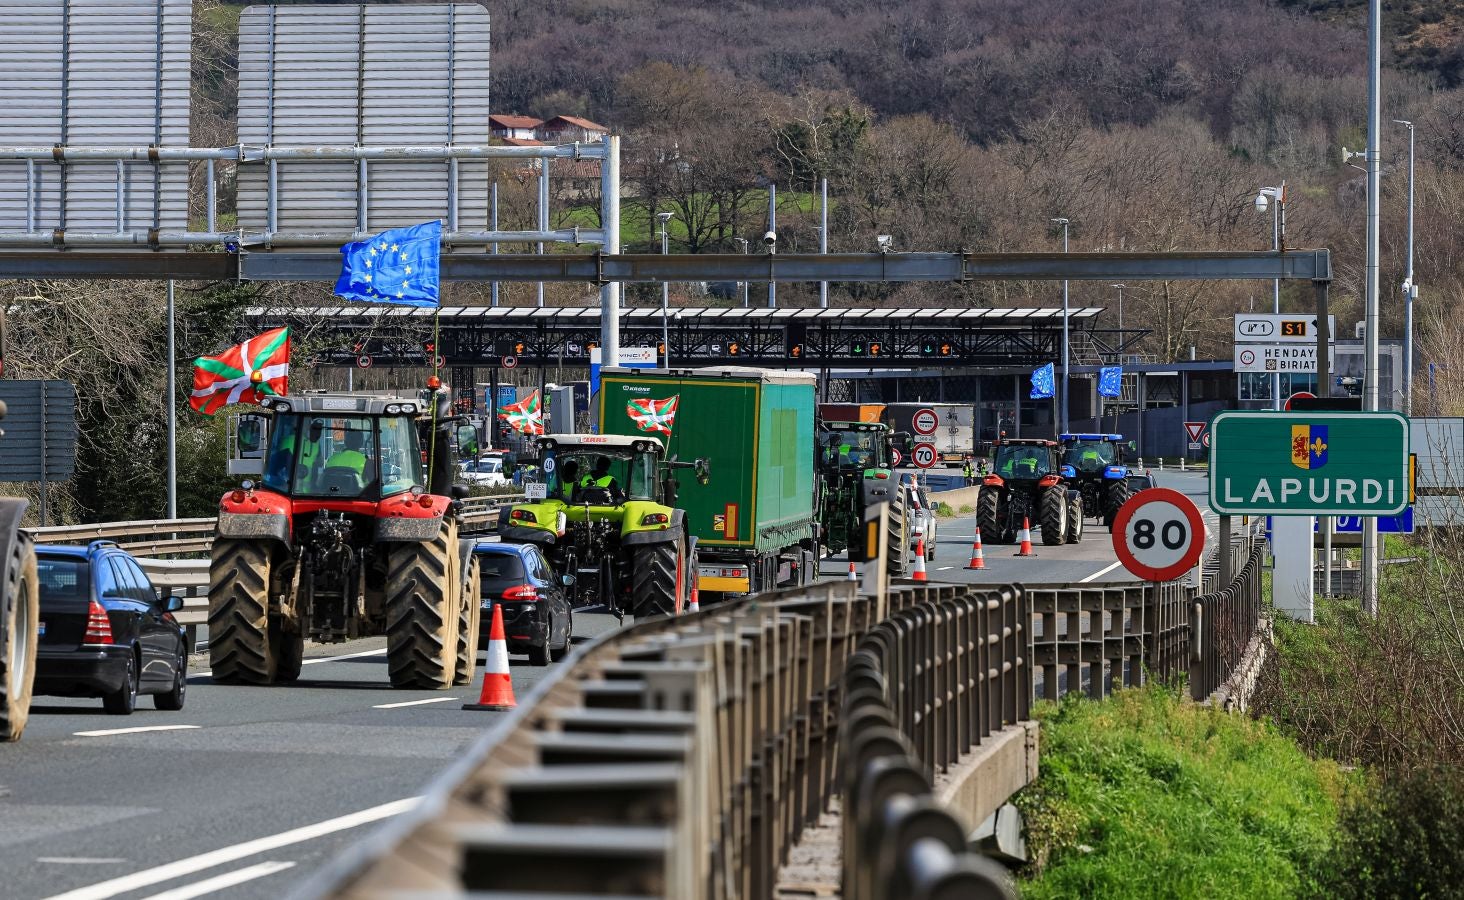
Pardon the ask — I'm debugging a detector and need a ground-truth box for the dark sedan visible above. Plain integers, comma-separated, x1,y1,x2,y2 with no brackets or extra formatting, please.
34,541,188,714
475,541,573,666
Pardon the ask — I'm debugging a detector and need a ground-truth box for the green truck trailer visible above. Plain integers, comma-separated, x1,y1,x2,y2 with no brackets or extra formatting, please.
598,366,819,599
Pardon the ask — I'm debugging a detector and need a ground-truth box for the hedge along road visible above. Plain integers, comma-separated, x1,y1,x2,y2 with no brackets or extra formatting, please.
4,615,621,900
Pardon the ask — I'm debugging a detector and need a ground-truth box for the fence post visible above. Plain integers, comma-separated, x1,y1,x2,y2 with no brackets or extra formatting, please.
1218,515,1232,587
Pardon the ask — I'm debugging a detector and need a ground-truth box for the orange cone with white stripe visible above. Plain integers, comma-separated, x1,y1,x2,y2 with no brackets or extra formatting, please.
464,602,515,710
912,538,928,581
966,529,986,569
1013,518,1036,557
847,561,858,581
688,579,700,613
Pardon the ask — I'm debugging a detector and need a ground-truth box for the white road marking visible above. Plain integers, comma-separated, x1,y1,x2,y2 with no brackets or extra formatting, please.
302,647,387,666
373,696,459,709
1079,561,1125,583
42,798,418,900
73,725,201,738
936,566,955,571
37,858,127,865
140,861,296,900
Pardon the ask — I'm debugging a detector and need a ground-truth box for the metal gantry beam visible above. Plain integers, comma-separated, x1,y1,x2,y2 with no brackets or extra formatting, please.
0,249,1333,283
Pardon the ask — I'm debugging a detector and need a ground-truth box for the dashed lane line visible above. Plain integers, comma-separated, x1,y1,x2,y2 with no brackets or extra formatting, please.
1079,561,1125,583
373,696,459,709
73,725,201,738
140,861,296,900
191,646,388,680
42,797,417,900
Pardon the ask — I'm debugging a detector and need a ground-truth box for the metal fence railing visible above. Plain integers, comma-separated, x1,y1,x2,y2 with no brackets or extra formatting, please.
840,584,1027,899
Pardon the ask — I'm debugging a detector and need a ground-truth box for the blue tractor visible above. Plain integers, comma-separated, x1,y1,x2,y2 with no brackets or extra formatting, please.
1058,433,1132,528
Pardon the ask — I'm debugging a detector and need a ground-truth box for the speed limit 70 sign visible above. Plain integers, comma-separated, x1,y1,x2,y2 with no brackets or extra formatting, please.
1111,487,1205,582
911,442,938,469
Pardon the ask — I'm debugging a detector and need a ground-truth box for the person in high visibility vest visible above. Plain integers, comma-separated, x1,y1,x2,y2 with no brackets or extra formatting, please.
962,457,974,485
584,456,621,501
556,459,581,501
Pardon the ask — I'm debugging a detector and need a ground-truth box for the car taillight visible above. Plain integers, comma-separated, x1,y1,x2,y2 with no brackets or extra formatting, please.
874,472,889,479
502,584,539,601
83,599,114,645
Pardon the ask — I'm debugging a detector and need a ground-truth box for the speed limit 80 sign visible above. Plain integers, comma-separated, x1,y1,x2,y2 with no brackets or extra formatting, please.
1111,487,1205,582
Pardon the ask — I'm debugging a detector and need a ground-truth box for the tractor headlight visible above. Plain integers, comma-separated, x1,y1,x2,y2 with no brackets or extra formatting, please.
272,401,291,413
385,403,401,414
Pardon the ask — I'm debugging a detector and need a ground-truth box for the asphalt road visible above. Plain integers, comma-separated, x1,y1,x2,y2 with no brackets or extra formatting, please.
1,469,1211,900
0,614,621,900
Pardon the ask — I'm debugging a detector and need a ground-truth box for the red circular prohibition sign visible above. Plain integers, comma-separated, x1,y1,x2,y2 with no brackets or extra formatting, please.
1110,486,1206,582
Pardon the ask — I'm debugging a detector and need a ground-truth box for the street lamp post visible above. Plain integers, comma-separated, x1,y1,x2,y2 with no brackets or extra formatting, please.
734,238,750,308
1395,119,1417,415
1051,217,1070,434
1111,283,1125,335
657,211,672,367
1255,183,1286,409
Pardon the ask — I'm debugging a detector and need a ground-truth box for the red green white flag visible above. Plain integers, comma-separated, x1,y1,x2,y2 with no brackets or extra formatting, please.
190,327,290,416
627,395,679,435
498,390,544,435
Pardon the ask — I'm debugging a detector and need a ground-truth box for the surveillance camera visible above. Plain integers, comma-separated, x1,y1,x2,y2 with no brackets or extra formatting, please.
1254,193,1268,213
762,230,777,246
656,211,673,224
876,234,893,251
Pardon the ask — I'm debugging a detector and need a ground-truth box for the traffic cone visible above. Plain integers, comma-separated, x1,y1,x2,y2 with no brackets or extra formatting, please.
687,580,700,613
464,603,516,711
966,528,986,570
1014,518,1036,557
912,538,928,581
847,561,858,581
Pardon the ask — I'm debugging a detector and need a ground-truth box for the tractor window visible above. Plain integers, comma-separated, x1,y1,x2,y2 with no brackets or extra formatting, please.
292,416,379,498
825,429,887,469
263,415,301,493
1062,441,1115,472
379,416,426,497
545,451,633,503
627,452,656,501
994,445,1052,478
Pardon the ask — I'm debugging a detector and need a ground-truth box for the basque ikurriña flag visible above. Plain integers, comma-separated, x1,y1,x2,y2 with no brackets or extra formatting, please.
627,395,680,435
498,390,544,436
189,327,290,416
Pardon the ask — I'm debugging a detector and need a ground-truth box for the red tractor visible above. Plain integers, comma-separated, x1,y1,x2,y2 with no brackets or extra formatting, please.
207,390,481,690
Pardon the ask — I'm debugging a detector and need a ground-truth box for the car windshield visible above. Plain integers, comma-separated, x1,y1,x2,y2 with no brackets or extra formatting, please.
263,414,425,499
478,552,528,593
1062,441,1116,472
37,556,89,606
822,428,887,469
994,445,1052,479
541,448,655,502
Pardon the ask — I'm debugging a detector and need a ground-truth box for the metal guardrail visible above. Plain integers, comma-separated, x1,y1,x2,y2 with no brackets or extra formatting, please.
841,585,1027,899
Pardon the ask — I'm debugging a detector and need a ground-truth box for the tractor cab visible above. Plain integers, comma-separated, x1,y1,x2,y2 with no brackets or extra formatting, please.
818,422,893,473
1059,433,1125,476
260,404,427,501
991,439,1057,482
535,436,664,508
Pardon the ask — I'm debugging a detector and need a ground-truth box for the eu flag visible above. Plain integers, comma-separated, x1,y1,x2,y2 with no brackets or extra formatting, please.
334,221,442,307
1098,365,1123,398
1030,362,1055,399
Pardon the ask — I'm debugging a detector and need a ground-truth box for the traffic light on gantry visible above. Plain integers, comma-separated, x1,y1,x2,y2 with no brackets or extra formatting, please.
728,341,741,356
869,342,882,356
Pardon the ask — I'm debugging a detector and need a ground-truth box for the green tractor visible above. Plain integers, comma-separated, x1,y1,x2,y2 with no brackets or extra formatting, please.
498,435,707,620
815,421,908,576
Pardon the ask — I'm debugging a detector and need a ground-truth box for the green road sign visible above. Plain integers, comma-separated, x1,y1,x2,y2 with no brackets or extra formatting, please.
1210,411,1409,515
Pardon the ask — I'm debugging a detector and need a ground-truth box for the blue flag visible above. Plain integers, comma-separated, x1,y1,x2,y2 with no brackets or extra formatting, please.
1030,362,1055,399
1098,365,1123,398
334,221,442,307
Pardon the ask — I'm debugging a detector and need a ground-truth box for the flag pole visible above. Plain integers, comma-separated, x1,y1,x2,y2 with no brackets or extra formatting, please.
166,280,177,520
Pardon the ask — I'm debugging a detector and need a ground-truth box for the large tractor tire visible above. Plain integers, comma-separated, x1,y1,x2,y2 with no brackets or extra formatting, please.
384,521,461,690
454,551,482,686
631,539,682,620
976,487,1003,545
208,540,280,684
271,619,304,684
1039,486,1067,546
886,494,908,577
1065,493,1084,544
1104,478,1132,529
1,532,38,741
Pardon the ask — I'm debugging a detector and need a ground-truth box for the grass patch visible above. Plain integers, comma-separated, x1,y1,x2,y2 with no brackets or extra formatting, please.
1015,685,1351,899
935,502,956,518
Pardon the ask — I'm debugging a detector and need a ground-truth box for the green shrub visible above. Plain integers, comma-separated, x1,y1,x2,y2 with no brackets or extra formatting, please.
1318,764,1464,900
1015,685,1348,899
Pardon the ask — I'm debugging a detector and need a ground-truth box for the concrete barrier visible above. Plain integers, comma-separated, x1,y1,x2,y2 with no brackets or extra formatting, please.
930,484,981,514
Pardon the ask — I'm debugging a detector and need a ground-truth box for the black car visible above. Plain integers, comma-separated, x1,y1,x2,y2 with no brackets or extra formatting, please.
34,541,188,714
1127,471,1158,494
475,541,572,666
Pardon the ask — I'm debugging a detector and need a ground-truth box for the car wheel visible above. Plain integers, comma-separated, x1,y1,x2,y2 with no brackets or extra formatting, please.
154,657,187,711
550,608,572,662
103,651,139,715
527,621,551,666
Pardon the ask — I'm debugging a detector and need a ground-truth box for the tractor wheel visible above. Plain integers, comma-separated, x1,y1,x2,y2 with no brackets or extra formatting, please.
1065,494,1084,544
454,552,482,686
384,521,461,690
631,540,679,620
1039,486,1067,546
976,488,1002,545
886,493,908,576
0,531,38,742
272,619,304,684
1104,478,1132,529
208,540,278,684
